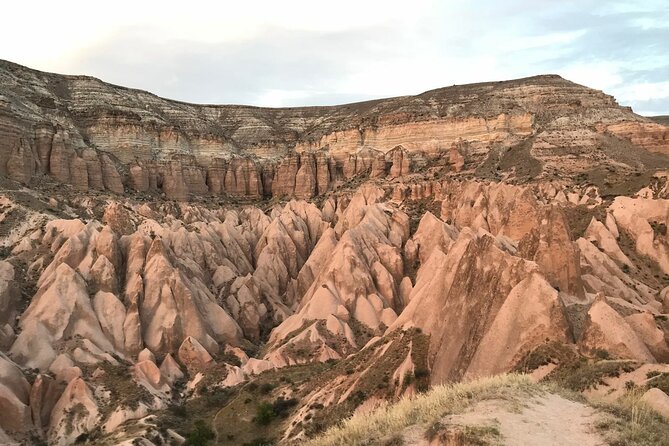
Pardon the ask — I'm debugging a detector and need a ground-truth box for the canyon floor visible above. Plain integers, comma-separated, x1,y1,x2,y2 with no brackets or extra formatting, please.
1,61,669,445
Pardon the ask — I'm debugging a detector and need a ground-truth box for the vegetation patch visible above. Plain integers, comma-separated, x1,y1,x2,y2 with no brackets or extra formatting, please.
594,390,669,446
515,341,579,373
617,229,669,290
184,419,215,446
63,403,89,436
515,342,640,392
304,374,537,446
426,422,502,446
254,402,277,426
644,372,669,394
409,329,431,393
560,204,606,239
217,351,243,367
195,363,232,395
212,363,329,446
346,318,377,350
154,370,233,441
548,357,638,392
267,319,315,352
97,362,154,416
302,329,430,439
401,197,443,235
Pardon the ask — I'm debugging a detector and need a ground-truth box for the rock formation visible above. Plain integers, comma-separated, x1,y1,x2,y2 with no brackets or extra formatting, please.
0,60,668,444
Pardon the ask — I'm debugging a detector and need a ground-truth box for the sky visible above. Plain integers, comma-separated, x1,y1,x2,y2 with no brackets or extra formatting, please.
1,0,668,115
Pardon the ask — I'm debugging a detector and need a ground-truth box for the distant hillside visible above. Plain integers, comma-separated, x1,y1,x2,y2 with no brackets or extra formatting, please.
650,115,669,126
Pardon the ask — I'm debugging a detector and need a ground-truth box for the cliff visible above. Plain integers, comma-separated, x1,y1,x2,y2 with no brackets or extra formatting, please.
1,60,669,201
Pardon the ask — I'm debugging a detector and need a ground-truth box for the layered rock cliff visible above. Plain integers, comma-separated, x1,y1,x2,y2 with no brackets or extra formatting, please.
2,59,669,201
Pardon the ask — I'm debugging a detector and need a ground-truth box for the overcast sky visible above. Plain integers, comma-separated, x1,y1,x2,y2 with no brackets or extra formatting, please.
2,0,667,114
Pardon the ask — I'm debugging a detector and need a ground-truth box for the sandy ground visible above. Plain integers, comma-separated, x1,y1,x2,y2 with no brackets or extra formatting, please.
400,393,606,446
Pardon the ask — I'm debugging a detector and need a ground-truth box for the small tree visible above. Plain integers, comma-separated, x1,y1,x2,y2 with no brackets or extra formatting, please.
254,402,276,426
185,420,215,446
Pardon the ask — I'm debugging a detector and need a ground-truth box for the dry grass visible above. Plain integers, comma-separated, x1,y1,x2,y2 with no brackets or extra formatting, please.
593,389,669,446
425,422,503,446
304,374,539,446
306,370,669,446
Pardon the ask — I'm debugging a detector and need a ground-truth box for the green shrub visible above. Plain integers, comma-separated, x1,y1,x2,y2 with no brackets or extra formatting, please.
255,402,276,426
594,349,611,360
646,370,662,379
219,351,242,367
272,397,298,418
168,405,187,417
645,372,669,394
259,382,275,394
185,420,215,446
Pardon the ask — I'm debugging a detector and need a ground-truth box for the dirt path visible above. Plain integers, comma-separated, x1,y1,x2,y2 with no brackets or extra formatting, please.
403,393,607,446
461,394,606,446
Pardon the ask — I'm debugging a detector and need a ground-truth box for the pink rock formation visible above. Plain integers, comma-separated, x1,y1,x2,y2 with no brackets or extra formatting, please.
177,336,214,372
519,206,584,298
641,388,669,420
48,377,99,445
581,296,655,362
392,228,570,383
0,355,32,434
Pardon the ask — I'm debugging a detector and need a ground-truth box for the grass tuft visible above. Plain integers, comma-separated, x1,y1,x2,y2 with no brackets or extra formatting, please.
593,389,669,446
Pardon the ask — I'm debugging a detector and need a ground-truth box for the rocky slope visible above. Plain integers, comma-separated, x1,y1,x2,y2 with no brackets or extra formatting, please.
0,61,669,445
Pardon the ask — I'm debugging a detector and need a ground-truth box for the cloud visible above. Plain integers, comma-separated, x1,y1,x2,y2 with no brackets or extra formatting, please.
62,25,394,105
1,0,668,114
